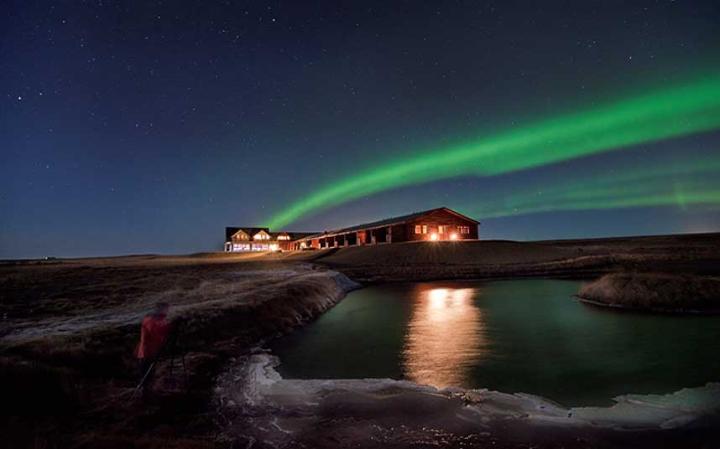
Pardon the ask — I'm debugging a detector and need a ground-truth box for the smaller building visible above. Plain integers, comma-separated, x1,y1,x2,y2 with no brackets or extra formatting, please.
223,227,316,252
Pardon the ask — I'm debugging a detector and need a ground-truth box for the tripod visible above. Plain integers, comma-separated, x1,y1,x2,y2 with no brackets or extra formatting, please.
166,322,189,390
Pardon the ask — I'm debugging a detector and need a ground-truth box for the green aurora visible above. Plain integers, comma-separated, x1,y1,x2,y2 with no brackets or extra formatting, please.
468,156,720,219
266,76,720,228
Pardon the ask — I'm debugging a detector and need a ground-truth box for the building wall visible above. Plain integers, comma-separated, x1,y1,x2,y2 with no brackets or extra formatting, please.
391,223,407,243
405,209,479,241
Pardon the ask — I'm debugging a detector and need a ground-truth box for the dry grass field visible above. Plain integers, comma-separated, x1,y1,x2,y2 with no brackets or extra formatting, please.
312,233,720,282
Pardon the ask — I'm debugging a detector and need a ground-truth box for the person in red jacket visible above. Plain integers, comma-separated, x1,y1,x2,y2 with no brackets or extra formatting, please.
135,302,171,397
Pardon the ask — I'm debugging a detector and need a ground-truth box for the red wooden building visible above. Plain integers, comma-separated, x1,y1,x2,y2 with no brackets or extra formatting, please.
290,207,479,250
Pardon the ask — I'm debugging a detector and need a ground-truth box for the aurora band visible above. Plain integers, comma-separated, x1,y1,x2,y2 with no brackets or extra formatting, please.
468,156,720,219
267,76,720,228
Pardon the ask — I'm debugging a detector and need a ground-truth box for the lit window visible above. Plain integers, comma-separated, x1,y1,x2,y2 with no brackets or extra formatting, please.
422,225,428,234
438,225,446,234
458,226,470,234
415,225,422,234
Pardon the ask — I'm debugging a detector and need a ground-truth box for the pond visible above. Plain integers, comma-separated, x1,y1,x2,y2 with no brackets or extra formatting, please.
270,279,720,406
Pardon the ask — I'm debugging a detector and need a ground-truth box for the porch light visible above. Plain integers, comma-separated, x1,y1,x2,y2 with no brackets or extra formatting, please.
430,233,439,241
450,233,458,240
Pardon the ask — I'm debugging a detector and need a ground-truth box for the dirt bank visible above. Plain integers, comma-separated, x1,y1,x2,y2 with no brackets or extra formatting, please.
577,273,720,313
0,257,357,448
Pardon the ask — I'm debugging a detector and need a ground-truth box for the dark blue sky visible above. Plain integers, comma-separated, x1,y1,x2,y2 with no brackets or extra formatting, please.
2,1,719,258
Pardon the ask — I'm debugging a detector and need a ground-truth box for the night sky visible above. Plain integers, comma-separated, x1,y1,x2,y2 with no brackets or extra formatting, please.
2,1,719,258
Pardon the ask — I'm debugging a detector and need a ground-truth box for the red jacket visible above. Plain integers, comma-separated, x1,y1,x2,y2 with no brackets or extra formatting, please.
135,314,170,360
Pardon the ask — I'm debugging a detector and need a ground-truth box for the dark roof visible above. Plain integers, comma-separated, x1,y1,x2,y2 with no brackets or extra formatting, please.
298,207,479,240
283,231,320,239
268,231,319,239
225,227,269,241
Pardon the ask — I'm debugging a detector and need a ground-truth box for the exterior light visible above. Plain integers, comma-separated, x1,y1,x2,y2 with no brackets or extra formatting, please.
430,233,439,241
269,243,279,251
450,233,458,240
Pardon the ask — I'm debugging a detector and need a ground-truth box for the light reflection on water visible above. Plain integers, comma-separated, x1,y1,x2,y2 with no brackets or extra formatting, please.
270,280,720,406
402,286,487,389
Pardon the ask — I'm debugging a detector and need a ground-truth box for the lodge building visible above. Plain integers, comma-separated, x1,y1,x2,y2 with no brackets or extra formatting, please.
224,207,479,252
223,227,317,252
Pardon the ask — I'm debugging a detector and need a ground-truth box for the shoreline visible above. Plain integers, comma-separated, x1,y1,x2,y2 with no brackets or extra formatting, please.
216,351,720,448
575,296,720,315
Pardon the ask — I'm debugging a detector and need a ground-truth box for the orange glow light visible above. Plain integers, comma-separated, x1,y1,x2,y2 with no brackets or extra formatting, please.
450,233,458,240
403,287,486,389
430,233,439,241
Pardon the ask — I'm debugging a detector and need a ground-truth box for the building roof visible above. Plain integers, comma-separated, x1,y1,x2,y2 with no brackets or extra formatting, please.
284,231,321,239
225,226,269,241
269,231,319,240
299,207,479,240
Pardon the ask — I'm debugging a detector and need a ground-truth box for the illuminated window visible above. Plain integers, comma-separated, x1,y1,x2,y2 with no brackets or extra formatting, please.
438,225,446,234
458,226,470,234
254,231,270,240
277,235,290,240
415,225,422,234
422,225,428,234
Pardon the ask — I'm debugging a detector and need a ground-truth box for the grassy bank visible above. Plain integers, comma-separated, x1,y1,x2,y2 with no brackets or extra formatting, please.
0,255,356,448
578,272,720,313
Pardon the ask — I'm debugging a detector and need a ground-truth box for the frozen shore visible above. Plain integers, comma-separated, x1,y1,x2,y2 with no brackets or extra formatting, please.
216,352,720,449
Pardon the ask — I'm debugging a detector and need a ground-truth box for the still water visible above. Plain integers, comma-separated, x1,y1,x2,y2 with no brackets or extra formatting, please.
271,280,720,406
